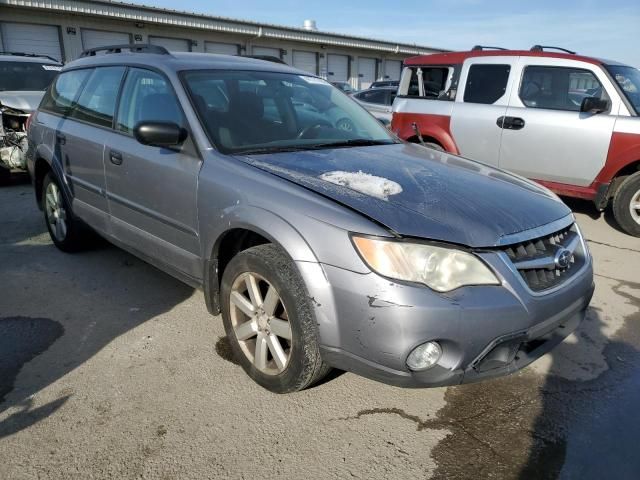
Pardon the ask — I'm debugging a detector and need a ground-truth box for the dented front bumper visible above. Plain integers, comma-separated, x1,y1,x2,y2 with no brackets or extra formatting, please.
299,248,594,388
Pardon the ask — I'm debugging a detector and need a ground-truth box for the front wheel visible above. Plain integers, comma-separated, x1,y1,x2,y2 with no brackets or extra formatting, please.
220,244,330,393
612,172,640,237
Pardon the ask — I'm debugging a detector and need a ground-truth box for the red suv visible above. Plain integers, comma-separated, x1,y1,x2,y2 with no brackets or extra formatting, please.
392,45,640,236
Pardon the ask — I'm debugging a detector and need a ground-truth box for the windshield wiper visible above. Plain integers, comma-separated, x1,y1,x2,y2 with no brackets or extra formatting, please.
233,139,395,155
305,139,396,149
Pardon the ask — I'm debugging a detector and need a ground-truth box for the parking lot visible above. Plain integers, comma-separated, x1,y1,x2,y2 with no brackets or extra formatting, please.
0,175,637,479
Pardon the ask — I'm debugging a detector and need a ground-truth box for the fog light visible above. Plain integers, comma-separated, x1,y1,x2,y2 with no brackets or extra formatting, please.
406,341,442,371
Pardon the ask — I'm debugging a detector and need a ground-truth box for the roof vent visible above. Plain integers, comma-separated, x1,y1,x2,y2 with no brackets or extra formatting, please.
303,19,318,31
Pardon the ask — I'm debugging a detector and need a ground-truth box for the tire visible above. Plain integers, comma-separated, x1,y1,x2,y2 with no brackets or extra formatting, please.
612,172,640,237
42,172,89,252
220,244,331,393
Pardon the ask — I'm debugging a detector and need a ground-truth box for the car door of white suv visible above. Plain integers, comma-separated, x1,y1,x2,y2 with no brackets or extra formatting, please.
450,56,518,166
499,57,621,187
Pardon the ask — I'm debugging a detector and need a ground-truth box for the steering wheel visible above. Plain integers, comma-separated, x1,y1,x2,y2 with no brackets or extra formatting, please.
296,123,327,139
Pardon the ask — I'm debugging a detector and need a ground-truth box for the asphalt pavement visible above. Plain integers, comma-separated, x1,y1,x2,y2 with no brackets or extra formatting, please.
1,176,639,479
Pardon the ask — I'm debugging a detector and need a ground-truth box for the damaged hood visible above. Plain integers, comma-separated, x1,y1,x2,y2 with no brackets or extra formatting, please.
0,91,45,113
237,143,571,248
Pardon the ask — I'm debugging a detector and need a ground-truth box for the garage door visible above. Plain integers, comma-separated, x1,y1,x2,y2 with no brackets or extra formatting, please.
384,60,402,81
0,22,62,61
293,50,317,75
327,54,349,82
252,46,280,58
149,36,190,52
81,29,131,52
205,42,239,55
358,57,377,89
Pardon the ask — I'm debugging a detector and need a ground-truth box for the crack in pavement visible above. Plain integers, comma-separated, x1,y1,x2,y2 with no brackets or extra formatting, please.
337,407,511,462
587,239,640,254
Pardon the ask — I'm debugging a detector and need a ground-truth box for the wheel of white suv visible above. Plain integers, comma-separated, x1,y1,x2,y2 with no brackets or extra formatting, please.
220,244,330,393
42,172,89,252
612,171,640,237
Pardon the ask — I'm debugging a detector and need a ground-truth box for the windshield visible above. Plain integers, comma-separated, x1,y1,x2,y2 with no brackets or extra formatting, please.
606,65,640,114
0,61,60,92
182,70,396,154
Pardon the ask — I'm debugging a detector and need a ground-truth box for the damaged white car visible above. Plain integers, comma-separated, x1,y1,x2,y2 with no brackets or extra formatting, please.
0,53,61,183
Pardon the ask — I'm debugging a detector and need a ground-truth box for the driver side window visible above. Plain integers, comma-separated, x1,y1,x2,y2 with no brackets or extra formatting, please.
519,66,607,112
116,68,184,134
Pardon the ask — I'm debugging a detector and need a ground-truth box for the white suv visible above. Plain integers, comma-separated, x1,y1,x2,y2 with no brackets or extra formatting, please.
392,45,640,236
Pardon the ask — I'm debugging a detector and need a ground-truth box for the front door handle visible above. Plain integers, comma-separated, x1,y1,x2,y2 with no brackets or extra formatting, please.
109,150,123,166
497,116,526,130
56,132,66,145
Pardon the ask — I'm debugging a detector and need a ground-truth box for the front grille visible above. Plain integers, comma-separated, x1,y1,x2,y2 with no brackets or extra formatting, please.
499,224,585,292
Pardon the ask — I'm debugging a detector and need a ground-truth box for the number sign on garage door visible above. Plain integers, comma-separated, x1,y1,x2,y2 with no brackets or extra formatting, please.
149,36,191,52
0,22,62,61
205,42,239,55
81,29,131,52
252,46,281,58
327,54,349,82
358,57,377,89
384,60,402,81
293,51,317,75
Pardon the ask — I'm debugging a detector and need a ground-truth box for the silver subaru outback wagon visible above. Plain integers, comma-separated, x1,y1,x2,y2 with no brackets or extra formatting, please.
27,45,594,393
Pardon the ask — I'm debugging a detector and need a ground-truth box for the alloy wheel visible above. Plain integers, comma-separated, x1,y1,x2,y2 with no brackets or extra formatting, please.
45,181,67,241
229,272,293,375
630,188,640,225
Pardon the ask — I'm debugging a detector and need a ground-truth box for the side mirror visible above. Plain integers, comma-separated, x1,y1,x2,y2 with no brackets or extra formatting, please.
133,121,188,147
378,117,391,127
580,97,610,114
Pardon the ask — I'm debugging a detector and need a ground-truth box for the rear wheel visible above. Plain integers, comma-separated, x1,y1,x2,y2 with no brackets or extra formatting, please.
42,172,89,251
220,244,330,393
612,172,640,237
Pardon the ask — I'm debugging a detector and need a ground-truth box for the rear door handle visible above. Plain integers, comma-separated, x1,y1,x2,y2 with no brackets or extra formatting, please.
109,150,123,166
56,132,66,145
497,116,526,130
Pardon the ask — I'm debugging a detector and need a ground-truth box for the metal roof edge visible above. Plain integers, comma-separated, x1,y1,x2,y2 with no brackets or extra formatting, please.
0,0,450,55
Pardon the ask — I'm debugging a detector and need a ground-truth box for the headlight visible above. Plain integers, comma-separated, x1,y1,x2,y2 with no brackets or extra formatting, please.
352,236,500,292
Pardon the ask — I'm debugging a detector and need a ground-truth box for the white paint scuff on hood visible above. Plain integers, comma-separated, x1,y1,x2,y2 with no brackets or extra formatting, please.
320,170,403,200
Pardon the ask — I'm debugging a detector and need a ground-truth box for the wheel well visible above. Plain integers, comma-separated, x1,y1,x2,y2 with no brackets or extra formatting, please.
34,158,51,209
216,229,271,285
406,135,444,148
205,228,271,315
608,160,640,200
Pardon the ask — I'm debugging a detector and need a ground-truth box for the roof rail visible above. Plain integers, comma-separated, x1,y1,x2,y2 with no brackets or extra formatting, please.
530,45,576,54
471,45,508,51
0,51,60,63
80,44,170,58
239,55,287,65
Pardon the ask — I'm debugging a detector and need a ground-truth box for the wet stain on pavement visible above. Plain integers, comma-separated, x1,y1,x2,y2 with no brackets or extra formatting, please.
428,292,640,479
0,316,65,404
215,336,240,365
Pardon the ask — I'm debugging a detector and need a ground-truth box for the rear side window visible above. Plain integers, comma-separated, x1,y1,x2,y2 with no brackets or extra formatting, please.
464,64,511,104
405,67,453,99
519,66,606,112
356,89,388,104
40,69,92,115
69,67,125,128
116,68,184,134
